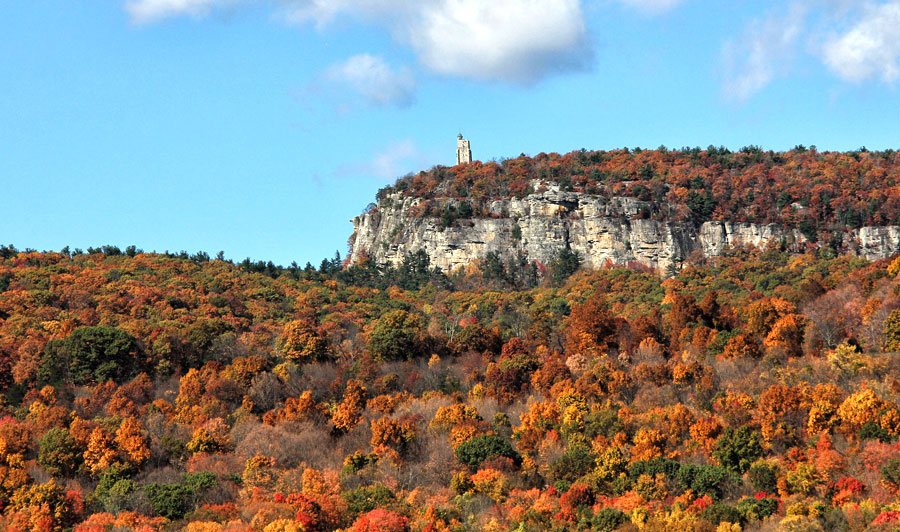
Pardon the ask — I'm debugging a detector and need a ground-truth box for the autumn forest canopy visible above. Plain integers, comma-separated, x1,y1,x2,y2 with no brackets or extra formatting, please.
377,146,900,241
3,240,900,532
6,145,900,532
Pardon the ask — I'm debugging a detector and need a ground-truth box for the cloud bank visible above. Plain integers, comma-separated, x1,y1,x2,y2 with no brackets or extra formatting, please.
287,0,592,85
723,1,900,100
822,2,900,82
409,0,589,84
126,0,608,85
722,4,807,102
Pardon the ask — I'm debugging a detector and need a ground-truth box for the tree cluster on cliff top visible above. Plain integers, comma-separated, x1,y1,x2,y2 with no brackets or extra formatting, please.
376,146,900,239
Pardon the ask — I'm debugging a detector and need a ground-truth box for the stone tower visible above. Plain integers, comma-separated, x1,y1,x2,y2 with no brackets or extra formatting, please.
456,134,472,165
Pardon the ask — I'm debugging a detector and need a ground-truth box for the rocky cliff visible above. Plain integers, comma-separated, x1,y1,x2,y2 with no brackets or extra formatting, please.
349,184,900,273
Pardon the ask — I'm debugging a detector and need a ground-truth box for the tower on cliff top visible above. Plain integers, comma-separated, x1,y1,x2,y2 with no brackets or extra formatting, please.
456,134,472,165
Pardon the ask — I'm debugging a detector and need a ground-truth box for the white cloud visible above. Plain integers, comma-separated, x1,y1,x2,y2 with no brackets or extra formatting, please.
325,54,416,108
126,0,592,84
721,3,808,102
407,0,590,84
822,1,900,82
287,0,591,84
125,0,227,23
617,0,683,15
721,0,900,101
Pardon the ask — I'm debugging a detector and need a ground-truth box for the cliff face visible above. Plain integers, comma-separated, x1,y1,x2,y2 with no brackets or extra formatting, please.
349,185,900,273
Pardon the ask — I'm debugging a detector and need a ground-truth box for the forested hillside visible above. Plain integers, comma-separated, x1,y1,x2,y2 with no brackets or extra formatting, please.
3,245,900,531
377,146,900,240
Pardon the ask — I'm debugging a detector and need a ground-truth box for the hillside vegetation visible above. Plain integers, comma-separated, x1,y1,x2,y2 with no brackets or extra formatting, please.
3,244,900,531
377,146,900,242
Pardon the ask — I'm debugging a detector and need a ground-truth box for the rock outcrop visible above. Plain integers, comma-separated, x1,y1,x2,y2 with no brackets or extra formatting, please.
349,184,900,273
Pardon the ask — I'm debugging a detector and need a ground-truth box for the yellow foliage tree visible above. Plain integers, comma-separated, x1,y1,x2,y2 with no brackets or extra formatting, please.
470,468,508,502
594,446,628,483
183,522,225,532
84,427,118,476
884,309,900,352
757,384,808,445
837,389,885,436
888,255,900,277
370,416,418,455
764,314,807,359
807,383,843,434
744,297,796,337
301,467,327,496
281,319,326,361
8,479,77,532
0,420,30,464
263,519,306,532
115,417,150,467
186,418,230,454
631,429,666,461
689,417,723,454
514,400,560,453
430,404,481,432
243,454,276,490
721,333,761,359
777,514,824,531
332,379,366,432
826,343,866,377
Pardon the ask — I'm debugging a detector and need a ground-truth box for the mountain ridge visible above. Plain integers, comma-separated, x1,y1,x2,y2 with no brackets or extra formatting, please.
350,181,900,273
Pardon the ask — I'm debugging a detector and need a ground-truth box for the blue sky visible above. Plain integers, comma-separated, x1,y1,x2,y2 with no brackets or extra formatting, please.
2,0,900,266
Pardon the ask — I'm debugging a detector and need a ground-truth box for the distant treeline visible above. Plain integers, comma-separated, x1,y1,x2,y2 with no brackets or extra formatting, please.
0,243,584,292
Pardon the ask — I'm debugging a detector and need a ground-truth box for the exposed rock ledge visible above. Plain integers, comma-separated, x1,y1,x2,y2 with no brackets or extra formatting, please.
349,185,900,273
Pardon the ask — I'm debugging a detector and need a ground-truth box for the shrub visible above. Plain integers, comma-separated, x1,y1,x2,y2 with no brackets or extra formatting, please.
736,495,778,522
367,310,424,361
143,472,218,520
677,464,738,500
95,462,134,500
454,434,520,469
37,428,79,477
182,472,217,493
714,426,763,474
859,420,892,443
145,483,193,519
549,445,597,487
592,508,627,532
881,458,900,492
342,451,378,477
629,457,681,481
39,326,141,385
748,462,778,493
700,503,743,525
342,484,396,515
